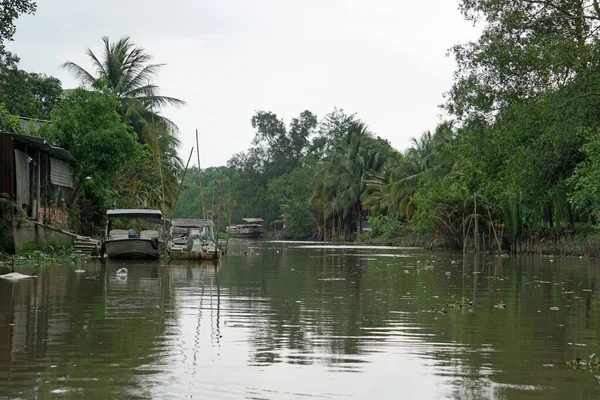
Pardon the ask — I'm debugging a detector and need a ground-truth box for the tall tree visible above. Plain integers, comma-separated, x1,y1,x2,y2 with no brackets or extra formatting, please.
447,0,600,120
313,121,391,238
62,36,185,213
61,36,185,141
0,52,62,119
0,0,36,52
44,89,138,205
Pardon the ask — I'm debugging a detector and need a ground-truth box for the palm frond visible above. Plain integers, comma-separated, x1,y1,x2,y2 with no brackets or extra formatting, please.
60,61,96,86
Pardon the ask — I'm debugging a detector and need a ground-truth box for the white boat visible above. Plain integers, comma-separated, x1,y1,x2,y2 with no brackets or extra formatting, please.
167,218,222,260
226,218,265,238
102,209,164,259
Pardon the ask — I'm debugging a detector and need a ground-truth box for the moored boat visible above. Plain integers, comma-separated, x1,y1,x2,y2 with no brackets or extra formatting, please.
226,218,265,238
102,209,164,259
167,218,222,260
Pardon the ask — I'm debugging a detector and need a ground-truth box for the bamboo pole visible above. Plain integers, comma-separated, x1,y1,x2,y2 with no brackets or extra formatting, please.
195,129,207,219
474,194,479,253
224,174,235,255
157,143,167,234
213,173,223,262
169,147,194,220
210,181,216,220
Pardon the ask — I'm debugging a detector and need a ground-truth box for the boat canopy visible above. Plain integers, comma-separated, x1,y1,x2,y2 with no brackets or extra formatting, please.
107,209,163,223
242,218,263,223
170,218,215,228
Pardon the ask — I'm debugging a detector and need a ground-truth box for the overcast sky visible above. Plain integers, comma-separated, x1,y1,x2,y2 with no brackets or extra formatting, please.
9,0,478,168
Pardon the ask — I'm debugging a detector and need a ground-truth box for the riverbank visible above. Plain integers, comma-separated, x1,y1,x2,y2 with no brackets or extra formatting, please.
0,246,86,271
356,220,600,257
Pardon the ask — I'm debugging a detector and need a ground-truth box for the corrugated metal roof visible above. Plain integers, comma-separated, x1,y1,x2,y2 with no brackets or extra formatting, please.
107,209,163,223
1,132,74,161
14,149,29,206
20,118,47,133
0,134,15,197
170,218,215,227
50,157,73,188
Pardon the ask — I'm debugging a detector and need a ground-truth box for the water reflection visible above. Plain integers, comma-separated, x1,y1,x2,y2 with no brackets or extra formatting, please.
0,242,599,399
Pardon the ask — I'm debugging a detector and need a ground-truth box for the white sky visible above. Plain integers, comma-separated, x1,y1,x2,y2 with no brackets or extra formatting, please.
9,0,479,168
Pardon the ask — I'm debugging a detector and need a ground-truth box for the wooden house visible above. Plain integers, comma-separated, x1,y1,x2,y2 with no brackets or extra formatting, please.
0,131,75,252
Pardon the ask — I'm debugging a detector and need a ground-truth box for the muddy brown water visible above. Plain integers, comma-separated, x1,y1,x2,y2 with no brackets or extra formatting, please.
1,241,599,399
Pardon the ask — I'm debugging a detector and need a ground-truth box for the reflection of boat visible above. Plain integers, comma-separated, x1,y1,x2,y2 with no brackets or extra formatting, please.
226,218,265,238
167,219,223,260
102,209,164,259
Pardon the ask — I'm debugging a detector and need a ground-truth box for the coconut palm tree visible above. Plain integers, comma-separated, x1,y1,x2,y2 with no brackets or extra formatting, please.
62,36,185,212
312,121,389,238
61,36,185,142
364,121,456,220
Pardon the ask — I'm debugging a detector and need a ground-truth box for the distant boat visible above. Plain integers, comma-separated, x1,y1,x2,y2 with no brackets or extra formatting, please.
102,209,164,259
167,218,222,260
226,218,265,238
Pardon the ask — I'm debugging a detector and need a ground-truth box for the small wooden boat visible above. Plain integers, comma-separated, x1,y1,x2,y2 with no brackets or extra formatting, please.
167,218,222,260
226,218,265,238
102,209,164,259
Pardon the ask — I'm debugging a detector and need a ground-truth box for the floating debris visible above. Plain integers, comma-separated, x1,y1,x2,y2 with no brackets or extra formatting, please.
318,277,345,281
74,269,86,274
567,354,600,370
550,306,560,311
428,297,472,313
0,272,36,281
494,302,507,309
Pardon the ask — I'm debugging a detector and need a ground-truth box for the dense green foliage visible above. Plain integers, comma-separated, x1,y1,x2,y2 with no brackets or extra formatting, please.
175,0,600,252
0,9,185,238
176,109,394,239
0,52,62,119
7,0,600,251
42,89,144,232
41,36,186,234
0,0,36,52
62,36,185,137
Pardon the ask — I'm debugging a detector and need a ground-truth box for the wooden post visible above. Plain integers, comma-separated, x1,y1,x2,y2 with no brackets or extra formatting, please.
195,129,207,219
210,181,216,220
474,194,479,253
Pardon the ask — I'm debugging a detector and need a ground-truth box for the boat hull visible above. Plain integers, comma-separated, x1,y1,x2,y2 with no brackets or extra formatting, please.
226,226,265,238
227,232,263,239
168,249,222,260
104,239,160,259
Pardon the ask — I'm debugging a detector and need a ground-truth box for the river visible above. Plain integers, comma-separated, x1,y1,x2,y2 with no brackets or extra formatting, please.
1,241,599,399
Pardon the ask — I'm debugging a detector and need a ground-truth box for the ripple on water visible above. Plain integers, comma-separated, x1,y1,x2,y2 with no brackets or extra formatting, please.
1,253,600,399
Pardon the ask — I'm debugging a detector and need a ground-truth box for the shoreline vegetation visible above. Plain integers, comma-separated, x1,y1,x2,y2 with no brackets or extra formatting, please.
0,245,86,271
4,1,600,258
355,219,600,258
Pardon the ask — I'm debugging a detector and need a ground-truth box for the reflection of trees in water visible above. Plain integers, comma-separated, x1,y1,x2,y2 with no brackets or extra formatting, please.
0,261,179,398
220,248,600,397
223,249,404,368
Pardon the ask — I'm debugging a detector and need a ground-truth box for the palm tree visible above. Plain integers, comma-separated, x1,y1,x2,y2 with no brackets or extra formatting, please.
62,36,185,212
61,36,185,141
312,121,388,238
364,121,456,220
